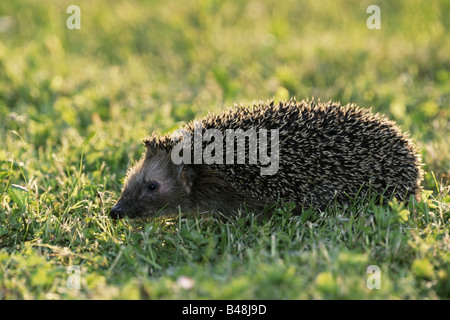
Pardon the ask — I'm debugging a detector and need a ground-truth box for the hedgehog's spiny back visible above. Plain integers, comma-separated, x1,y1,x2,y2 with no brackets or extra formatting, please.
144,98,423,209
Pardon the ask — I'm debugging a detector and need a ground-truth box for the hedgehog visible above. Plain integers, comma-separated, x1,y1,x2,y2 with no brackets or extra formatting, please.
110,98,423,219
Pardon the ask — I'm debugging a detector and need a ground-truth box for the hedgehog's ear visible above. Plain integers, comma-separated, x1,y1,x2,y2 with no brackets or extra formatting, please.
144,138,156,153
177,164,195,194
143,133,161,153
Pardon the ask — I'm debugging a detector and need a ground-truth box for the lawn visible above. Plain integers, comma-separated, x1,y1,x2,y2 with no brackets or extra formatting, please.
0,0,449,299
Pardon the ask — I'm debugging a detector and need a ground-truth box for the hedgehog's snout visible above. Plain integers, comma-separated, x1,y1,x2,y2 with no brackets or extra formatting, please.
110,203,124,219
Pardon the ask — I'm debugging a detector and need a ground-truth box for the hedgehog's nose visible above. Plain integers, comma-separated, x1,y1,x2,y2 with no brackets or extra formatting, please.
110,204,124,219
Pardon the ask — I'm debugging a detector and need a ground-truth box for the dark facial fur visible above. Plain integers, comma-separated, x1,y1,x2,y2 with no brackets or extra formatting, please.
111,151,191,218
111,149,259,218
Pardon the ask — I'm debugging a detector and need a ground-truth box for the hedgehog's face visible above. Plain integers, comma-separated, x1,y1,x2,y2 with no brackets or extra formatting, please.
110,151,195,219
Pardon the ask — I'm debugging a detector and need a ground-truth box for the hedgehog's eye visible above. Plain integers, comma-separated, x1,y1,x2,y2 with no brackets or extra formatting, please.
147,181,159,192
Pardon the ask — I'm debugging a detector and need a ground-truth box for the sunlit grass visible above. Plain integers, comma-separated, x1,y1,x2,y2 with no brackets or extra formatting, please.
0,0,449,299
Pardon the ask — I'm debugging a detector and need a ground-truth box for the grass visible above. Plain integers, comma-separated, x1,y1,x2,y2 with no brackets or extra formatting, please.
0,0,449,299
